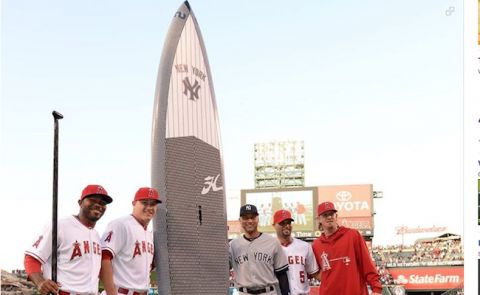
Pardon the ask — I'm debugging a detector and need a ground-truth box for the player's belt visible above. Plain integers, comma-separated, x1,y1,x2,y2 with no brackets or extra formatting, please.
238,285,275,294
117,287,147,295
58,291,95,295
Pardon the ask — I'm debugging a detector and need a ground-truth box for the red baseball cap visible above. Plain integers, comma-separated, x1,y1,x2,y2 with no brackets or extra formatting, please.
132,187,161,204
317,201,337,216
80,184,113,204
273,209,294,224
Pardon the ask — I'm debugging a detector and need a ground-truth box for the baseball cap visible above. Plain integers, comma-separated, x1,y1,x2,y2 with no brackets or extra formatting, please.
239,204,258,217
273,209,294,224
132,187,162,204
80,184,113,204
317,201,337,216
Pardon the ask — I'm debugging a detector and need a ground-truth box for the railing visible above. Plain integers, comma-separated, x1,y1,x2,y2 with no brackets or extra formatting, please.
385,260,463,267
439,282,464,295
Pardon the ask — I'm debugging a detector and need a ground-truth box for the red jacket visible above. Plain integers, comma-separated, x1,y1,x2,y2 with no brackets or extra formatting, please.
312,226,382,295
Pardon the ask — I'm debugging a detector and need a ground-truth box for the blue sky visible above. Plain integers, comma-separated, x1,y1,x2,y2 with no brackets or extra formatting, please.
1,0,464,271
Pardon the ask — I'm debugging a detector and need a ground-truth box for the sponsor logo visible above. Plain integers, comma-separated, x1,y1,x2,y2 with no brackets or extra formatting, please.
201,174,223,194
336,191,352,201
395,274,460,285
182,77,201,100
396,275,408,284
334,190,369,211
392,286,405,295
340,219,371,229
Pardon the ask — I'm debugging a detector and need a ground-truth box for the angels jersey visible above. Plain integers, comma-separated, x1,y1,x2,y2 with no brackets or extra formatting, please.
101,215,154,291
25,215,102,294
282,238,319,295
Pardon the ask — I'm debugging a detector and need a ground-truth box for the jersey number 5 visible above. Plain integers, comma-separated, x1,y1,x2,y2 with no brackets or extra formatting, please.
299,270,305,283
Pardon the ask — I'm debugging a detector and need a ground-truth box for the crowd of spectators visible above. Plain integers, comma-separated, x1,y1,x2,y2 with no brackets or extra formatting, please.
371,236,464,268
10,269,26,278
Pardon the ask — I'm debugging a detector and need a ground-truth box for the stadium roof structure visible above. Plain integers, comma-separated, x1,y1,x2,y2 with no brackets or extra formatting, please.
414,232,461,243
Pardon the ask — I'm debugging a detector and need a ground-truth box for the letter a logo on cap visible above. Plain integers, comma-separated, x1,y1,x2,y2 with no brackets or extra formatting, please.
246,205,251,210
97,186,105,194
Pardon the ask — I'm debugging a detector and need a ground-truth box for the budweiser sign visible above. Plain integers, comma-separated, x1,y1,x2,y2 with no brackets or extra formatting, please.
396,226,447,235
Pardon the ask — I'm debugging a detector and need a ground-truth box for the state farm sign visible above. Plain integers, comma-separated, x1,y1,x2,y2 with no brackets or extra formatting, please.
388,266,463,290
317,184,372,217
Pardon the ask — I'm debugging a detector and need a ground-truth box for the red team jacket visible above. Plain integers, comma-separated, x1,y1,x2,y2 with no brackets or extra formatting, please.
312,226,382,295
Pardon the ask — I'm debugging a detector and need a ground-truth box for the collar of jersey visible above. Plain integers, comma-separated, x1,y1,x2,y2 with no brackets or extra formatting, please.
243,232,262,242
131,214,148,230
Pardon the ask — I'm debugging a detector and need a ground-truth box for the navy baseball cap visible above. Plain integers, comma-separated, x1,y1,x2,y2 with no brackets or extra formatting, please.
240,204,258,217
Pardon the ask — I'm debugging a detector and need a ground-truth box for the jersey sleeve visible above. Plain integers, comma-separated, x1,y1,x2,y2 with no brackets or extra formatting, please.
354,230,382,293
273,239,289,273
100,219,126,257
24,223,53,264
305,243,320,275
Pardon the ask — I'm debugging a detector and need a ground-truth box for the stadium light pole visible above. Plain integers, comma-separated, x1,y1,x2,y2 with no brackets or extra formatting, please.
372,190,383,243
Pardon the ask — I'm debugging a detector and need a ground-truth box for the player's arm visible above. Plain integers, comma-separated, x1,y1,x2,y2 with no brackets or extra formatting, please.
24,254,59,295
274,268,290,295
308,270,321,281
99,250,117,295
355,231,382,295
306,244,321,281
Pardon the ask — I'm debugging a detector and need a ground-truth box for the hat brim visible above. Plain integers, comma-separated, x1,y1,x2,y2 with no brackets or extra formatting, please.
83,194,113,204
240,212,258,217
318,209,337,216
275,218,294,224
134,198,162,203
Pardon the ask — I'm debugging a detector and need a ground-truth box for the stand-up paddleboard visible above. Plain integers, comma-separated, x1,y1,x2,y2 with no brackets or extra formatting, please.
151,1,229,294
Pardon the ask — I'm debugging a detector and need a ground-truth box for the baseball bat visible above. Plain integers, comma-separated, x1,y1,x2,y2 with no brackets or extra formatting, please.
51,110,63,285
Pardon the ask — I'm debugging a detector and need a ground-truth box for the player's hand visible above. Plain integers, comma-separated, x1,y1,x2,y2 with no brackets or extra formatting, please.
38,279,60,294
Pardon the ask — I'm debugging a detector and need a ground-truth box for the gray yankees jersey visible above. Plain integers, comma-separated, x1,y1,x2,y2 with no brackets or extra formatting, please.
229,233,288,289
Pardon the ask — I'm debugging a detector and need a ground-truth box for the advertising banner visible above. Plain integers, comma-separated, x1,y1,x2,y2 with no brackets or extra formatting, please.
317,184,373,217
317,185,374,234
388,266,463,290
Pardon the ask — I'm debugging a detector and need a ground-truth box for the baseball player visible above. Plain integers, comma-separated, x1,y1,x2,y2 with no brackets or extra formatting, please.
272,209,319,295
99,187,161,295
312,201,382,295
24,184,113,295
229,204,290,295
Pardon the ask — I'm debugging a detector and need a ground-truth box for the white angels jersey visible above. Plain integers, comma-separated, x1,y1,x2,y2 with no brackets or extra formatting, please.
282,238,319,295
101,215,154,291
25,215,102,294
229,233,288,289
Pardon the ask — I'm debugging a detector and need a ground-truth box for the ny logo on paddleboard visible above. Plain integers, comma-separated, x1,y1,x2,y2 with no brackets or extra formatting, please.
183,77,201,100
201,174,223,195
